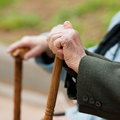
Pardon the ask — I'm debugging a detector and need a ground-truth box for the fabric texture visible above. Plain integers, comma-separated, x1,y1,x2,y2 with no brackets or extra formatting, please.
77,52,120,120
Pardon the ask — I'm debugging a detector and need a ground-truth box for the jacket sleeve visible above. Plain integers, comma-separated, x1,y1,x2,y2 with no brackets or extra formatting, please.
64,50,112,100
76,50,120,120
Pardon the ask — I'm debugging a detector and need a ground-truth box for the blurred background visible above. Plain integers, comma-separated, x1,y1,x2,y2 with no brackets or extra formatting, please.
0,0,120,119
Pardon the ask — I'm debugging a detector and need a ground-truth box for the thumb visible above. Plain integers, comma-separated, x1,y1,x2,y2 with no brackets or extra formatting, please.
64,21,73,29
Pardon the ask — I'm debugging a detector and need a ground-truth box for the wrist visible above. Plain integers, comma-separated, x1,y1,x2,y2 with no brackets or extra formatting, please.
70,54,86,73
72,59,80,73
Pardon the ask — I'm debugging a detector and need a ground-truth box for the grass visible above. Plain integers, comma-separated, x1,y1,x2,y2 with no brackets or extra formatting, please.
0,11,43,30
49,0,120,48
49,7,74,26
0,0,43,30
74,0,102,16
0,0,120,47
0,0,15,9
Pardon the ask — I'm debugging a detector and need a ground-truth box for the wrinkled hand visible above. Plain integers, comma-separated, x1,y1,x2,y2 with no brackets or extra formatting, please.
47,21,86,73
7,35,54,59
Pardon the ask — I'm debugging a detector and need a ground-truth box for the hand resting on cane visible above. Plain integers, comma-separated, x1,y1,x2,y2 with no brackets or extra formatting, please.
47,21,86,73
7,31,70,120
7,35,54,59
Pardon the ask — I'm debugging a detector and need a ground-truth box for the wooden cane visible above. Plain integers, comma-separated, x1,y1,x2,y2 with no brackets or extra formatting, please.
43,54,63,120
12,48,63,120
11,48,29,120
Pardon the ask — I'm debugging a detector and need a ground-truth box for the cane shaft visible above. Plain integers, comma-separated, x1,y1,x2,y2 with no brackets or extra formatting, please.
44,56,63,120
14,58,22,120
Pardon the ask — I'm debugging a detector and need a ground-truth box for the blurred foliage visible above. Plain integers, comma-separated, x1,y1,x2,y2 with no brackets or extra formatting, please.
0,12,43,29
75,0,101,16
0,0,120,47
50,0,120,27
49,0,120,47
0,0,15,9
0,0,43,30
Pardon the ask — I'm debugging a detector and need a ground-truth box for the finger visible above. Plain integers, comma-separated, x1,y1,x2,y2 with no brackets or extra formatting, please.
53,37,62,53
57,49,63,55
57,49,64,60
24,46,42,59
47,32,62,42
64,21,73,29
48,25,64,38
47,34,62,53
51,25,64,33
50,34,62,51
53,38,64,59
7,40,29,53
51,33,62,42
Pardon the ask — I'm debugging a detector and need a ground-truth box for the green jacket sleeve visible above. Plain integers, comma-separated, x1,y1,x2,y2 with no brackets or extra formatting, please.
76,50,120,120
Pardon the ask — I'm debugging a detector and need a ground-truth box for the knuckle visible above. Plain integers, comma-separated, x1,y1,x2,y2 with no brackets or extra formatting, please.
51,36,55,41
65,37,69,43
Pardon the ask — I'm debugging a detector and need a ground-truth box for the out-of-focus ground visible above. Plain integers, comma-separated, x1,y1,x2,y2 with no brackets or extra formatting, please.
0,44,74,120
0,82,73,120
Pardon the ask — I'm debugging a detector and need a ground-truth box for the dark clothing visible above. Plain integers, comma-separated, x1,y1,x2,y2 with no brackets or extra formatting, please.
64,22,120,120
95,23,120,56
65,50,120,120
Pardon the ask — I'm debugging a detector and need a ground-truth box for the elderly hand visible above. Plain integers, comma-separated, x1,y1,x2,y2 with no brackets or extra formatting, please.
7,35,54,59
47,21,86,73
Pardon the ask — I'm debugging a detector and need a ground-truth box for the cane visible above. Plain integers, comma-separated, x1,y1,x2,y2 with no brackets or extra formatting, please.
11,48,29,120
43,54,63,120
12,48,63,120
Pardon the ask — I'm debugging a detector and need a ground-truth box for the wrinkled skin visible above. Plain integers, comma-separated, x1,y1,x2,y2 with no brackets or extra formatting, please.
7,21,86,73
47,21,86,73
7,35,54,59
